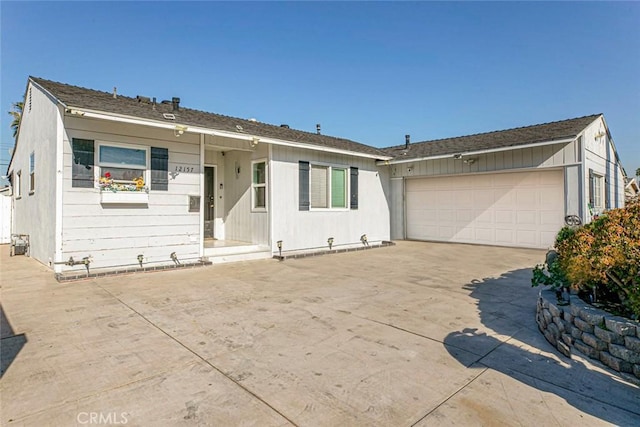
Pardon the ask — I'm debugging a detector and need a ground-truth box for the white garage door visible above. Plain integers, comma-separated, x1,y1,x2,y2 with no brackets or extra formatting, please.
406,170,565,249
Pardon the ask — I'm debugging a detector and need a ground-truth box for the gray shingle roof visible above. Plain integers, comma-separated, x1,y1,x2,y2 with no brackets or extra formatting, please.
30,77,390,159
384,114,601,161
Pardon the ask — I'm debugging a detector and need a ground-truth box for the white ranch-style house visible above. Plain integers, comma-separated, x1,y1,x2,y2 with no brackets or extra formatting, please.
6,77,627,278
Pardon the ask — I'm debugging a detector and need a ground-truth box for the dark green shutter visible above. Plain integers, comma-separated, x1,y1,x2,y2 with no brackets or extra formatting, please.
299,161,310,211
71,138,95,188
605,176,610,209
350,167,358,210
151,147,169,191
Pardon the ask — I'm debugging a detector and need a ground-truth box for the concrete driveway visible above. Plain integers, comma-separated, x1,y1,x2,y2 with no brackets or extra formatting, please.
1,241,639,426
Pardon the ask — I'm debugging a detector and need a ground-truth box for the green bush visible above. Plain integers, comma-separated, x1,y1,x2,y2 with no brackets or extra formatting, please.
555,199,640,318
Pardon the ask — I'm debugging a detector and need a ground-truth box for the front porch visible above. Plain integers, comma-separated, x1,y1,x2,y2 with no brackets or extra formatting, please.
203,239,272,263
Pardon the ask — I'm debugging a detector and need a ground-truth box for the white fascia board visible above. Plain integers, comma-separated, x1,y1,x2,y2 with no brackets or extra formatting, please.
380,137,575,165
256,136,392,160
68,108,391,161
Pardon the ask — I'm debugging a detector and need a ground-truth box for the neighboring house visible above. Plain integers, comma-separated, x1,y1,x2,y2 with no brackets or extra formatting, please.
7,77,392,276
383,114,626,248
6,76,628,277
0,186,11,244
625,177,639,200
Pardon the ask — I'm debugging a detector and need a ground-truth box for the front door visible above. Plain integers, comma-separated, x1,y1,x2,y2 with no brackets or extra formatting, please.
204,166,215,239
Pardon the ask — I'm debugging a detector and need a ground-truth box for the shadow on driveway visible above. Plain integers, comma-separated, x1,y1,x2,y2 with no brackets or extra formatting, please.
444,268,640,426
1,303,27,378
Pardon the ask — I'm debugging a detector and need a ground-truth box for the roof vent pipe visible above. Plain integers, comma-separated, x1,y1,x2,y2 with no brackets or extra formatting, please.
152,97,157,110
405,134,410,149
172,97,180,111
113,87,117,99
316,123,321,135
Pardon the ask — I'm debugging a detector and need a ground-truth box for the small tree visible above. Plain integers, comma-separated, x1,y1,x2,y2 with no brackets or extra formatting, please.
8,101,23,138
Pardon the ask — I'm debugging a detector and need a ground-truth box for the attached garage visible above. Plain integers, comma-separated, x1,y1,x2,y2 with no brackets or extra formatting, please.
405,169,565,249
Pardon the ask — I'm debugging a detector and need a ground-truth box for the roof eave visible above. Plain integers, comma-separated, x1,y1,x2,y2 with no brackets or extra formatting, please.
379,137,576,165
64,107,392,161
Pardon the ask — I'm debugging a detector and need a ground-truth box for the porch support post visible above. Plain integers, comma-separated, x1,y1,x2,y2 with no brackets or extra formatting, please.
199,133,205,258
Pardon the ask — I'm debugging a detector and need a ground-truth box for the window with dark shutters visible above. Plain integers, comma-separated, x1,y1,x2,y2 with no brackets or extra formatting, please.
72,138,95,188
150,147,169,191
350,167,358,209
299,161,310,211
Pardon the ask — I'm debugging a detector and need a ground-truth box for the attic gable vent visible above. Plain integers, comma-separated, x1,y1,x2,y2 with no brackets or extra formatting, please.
163,113,176,120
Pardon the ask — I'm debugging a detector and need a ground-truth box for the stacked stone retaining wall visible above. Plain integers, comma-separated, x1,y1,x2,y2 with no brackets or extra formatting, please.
536,289,640,380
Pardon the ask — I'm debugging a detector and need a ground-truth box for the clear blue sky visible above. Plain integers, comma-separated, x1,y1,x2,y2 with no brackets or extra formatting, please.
2,1,639,183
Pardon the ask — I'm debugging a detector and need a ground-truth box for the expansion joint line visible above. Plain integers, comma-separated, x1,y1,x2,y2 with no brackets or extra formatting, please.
410,366,489,426
96,284,299,427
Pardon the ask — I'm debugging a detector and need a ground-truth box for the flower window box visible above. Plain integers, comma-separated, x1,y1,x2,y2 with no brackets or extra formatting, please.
100,190,149,205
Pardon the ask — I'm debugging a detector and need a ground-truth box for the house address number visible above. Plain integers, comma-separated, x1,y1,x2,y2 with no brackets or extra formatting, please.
173,165,195,173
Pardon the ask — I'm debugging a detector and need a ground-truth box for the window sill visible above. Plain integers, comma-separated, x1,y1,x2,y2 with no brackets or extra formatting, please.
309,208,350,212
28,191,35,196
101,191,149,205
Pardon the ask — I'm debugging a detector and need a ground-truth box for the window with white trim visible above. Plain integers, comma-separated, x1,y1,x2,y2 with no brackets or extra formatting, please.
589,170,604,214
97,143,149,191
29,152,35,194
252,159,267,211
310,164,348,209
15,171,22,198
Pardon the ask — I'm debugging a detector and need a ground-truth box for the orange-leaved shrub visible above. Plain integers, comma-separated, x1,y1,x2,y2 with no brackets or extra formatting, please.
556,198,640,318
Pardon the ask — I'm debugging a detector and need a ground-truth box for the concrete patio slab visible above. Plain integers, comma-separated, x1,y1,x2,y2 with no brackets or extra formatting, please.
1,241,639,426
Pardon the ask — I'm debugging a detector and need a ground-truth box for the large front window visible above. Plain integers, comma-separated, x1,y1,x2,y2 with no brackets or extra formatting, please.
310,164,348,209
98,143,149,192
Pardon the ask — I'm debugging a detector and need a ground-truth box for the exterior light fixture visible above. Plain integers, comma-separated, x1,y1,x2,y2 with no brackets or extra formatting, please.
277,240,283,258
453,153,463,160
463,158,477,165
137,254,144,267
328,237,334,250
174,125,188,137
360,234,369,247
250,137,260,148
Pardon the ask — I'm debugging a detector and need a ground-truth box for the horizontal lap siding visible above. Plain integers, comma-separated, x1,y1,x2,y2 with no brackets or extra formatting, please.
270,146,390,253
61,119,201,272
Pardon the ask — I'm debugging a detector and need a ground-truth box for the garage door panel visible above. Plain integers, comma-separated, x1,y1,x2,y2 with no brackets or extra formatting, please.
495,210,514,224
475,210,494,223
475,228,495,243
406,170,564,248
517,230,538,247
517,210,537,225
456,227,474,240
495,229,514,244
474,189,494,205
456,209,475,222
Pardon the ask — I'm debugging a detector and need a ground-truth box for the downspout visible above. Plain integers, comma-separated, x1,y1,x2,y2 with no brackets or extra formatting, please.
54,105,65,273
578,134,586,223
